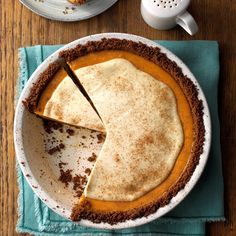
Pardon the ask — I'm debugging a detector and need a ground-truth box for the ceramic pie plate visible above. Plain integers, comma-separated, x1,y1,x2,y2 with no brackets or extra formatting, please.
14,33,211,229
19,0,118,22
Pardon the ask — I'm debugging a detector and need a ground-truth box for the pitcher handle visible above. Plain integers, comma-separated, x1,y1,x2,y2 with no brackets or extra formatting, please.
176,11,198,36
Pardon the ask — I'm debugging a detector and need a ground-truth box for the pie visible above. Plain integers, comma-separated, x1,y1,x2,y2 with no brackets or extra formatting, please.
68,0,86,4
24,38,205,224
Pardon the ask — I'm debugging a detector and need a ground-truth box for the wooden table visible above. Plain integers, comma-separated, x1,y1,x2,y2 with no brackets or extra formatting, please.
0,0,235,235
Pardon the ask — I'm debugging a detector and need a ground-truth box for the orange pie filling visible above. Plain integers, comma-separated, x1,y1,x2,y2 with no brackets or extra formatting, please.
35,50,193,213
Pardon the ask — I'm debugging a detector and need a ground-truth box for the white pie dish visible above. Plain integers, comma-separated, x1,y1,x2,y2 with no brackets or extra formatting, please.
14,33,211,229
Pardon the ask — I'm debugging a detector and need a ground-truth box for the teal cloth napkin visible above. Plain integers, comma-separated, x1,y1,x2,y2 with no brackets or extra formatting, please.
16,41,224,236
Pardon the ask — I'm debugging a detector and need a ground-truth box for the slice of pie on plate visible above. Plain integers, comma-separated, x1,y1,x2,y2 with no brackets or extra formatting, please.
68,0,86,4
24,38,205,224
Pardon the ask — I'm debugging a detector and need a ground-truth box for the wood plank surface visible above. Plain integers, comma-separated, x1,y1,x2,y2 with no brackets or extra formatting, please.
0,0,235,235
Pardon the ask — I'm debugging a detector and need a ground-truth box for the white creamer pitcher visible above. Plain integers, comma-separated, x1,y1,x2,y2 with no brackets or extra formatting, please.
141,0,198,35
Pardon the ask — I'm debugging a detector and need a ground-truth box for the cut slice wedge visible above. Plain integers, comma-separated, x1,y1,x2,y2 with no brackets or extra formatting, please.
35,67,105,133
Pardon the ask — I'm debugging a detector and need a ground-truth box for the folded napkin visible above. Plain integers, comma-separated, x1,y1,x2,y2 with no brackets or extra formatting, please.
16,41,224,236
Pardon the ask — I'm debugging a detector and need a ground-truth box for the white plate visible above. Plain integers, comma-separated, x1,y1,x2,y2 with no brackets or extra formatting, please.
14,33,211,229
19,0,118,21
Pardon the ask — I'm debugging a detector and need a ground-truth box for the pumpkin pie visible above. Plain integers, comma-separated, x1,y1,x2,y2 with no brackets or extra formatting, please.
24,38,205,224
68,0,86,4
